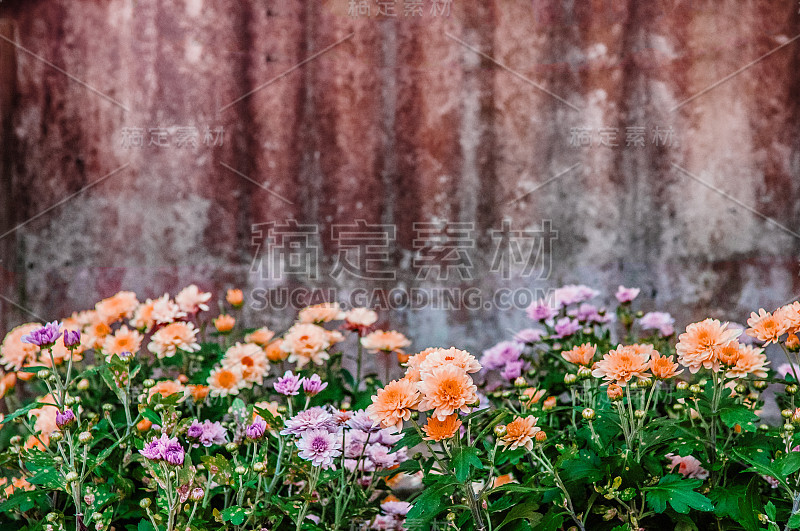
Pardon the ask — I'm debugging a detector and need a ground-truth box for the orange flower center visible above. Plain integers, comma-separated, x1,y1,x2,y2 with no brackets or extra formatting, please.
217,370,237,388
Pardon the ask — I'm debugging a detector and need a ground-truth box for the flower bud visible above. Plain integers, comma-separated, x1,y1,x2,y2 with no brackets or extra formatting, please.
78,431,93,444
788,384,799,396
9,435,22,446
564,374,578,386
56,408,76,430
84,493,95,505
234,466,246,475
340,402,351,411
782,409,793,419
581,408,596,421
534,431,547,443
785,423,795,433
634,410,645,419
190,487,204,502
689,384,702,395
514,377,527,388
676,381,688,391
734,383,747,394
673,403,684,412
37,369,50,380
139,499,151,509
753,380,768,390
50,431,64,443
493,425,507,437
607,384,623,401
501,391,512,399
102,404,114,413
759,424,770,432
577,367,593,380
446,512,456,522
412,452,423,461
65,471,79,483
253,462,265,473
91,512,102,522
143,379,155,389
46,513,59,523
638,377,652,388
76,379,89,392
225,442,238,453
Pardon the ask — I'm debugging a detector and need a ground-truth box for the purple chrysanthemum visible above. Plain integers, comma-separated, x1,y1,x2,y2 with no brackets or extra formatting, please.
140,437,165,461
615,285,640,304
295,429,342,469
514,328,544,343
273,370,302,396
280,407,337,437
187,420,204,440
553,284,599,307
639,311,675,337
198,421,227,447
480,341,523,371
21,321,63,347
246,417,267,440
347,410,380,433
525,299,558,321
381,501,411,516
500,359,526,380
553,317,581,338
163,439,185,466
62,329,81,348
301,374,328,397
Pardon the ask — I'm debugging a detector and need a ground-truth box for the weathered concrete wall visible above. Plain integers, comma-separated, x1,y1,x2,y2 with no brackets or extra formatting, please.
0,0,798,353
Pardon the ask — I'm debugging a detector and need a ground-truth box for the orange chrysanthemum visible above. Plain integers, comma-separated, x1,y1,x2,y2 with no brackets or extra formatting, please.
361,330,411,354
208,366,245,397
222,343,269,385
264,339,288,362
746,309,788,345
84,318,112,349
418,347,481,376
298,302,344,324
130,299,157,331
561,343,597,366
214,314,236,333
726,344,769,379
245,327,276,347
417,364,478,421
148,322,200,359
102,325,143,360
649,353,683,380
226,289,244,307
523,388,547,403
499,416,541,451
1,323,41,371
677,319,741,373
148,380,185,400
366,378,420,432
422,414,462,441
187,384,210,402
591,345,651,385
96,291,139,324
780,302,800,332
281,323,331,367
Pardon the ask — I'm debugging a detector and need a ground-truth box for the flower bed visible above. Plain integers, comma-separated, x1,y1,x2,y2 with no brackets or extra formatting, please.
0,285,799,530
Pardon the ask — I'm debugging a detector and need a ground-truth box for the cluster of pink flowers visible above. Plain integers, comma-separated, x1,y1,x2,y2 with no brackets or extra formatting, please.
371,500,412,530
186,420,227,447
480,341,527,380
139,434,185,466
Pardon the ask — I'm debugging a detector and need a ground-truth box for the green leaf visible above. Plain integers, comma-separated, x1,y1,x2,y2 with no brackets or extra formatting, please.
559,450,602,483
0,401,44,424
496,502,542,530
775,452,800,477
406,484,453,524
452,446,483,483
788,512,800,529
137,521,155,531
707,485,745,520
735,477,761,531
644,474,713,514
720,405,759,432
221,505,246,525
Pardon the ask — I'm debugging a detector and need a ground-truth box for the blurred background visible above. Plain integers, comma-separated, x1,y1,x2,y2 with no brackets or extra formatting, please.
0,0,798,353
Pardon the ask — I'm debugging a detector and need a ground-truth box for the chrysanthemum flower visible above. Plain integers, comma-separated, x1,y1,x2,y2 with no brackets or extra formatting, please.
298,302,345,324
150,294,187,325
499,416,541,451
417,364,478,421
281,407,337,437
226,289,244,307
344,308,378,328
102,325,143,361
295,429,342,469
665,453,708,479
638,311,675,337
591,345,652,385
130,299,157,331
367,378,420,432
418,347,481,376
264,339,288,362
677,318,741,373
361,330,411,354
422,414,462,441
95,291,139,324
649,352,683,380
726,344,769,379
148,379,185,400
615,285,640,303
1,323,41,371
561,343,596,366
746,309,788,345
222,342,269,386
207,365,245,397
214,314,236,333
175,284,212,314
779,302,800,333
245,327,275,346
281,323,331,368
148,322,200,359
187,384,210,402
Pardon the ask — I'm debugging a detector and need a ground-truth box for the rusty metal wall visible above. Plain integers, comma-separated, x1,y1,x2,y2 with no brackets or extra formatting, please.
0,0,798,352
